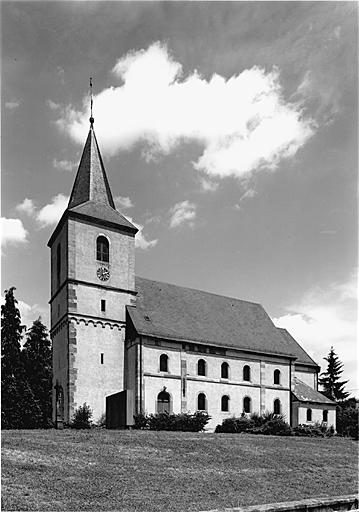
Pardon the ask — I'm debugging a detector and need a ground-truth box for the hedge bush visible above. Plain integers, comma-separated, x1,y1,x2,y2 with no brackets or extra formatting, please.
133,411,210,431
70,403,93,429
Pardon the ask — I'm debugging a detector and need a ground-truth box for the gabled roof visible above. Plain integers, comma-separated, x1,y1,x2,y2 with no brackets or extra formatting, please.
292,377,336,405
277,328,318,367
68,125,115,209
127,277,311,360
67,200,137,233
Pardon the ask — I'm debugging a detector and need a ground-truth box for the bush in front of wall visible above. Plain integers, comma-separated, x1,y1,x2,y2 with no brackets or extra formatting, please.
252,416,293,436
215,415,255,433
70,403,93,429
133,411,210,431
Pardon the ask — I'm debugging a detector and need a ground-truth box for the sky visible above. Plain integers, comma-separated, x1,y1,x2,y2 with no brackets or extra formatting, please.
1,1,357,394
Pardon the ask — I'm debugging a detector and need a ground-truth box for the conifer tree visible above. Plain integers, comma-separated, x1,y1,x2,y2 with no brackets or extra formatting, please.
22,317,52,427
1,287,42,428
319,347,349,401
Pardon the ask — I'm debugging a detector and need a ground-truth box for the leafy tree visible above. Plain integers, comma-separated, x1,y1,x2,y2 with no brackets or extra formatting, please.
71,403,93,429
22,317,52,427
1,287,41,428
319,347,349,401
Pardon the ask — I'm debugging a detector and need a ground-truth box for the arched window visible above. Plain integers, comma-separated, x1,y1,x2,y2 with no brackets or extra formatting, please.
274,369,281,385
198,393,207,411
274,399,281,415
159,354,168,372
221,395,230,412
197,359,206,376
221,362,229,379
243,365,251,382
56,243,61,288
157,391,171,414
306,408,312,422
323,410,328,422
96,236,109,263
243,396,251,413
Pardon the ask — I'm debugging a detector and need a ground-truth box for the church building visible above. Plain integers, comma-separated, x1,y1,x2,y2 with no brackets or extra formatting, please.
48,115,336,431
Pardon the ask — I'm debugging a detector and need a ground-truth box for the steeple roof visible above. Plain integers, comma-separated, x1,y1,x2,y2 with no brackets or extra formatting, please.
68,125,115,209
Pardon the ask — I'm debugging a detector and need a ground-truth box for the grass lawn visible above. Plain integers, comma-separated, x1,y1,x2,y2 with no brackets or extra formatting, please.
2,430,358,512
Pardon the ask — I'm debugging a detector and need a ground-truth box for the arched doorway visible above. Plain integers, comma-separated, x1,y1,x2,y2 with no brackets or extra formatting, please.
157,390,171,414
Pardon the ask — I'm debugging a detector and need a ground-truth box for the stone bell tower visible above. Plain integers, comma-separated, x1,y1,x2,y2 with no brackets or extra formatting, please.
48,113,138,425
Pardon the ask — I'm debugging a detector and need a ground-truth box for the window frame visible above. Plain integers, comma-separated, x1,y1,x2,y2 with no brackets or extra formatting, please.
221,361,229,379
197,359,207,377
221,395,230,412
96,235,110,263
159,354,169,373
322,410,328,423
243,365,251,382
306,408,312,422
157,390,171,414
197,392,207,411
243,396,251,414
274,369,281,385
273,398,281,415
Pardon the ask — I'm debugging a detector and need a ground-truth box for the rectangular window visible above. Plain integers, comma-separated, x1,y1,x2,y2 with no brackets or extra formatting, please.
100,353,104,364
101,300,106,312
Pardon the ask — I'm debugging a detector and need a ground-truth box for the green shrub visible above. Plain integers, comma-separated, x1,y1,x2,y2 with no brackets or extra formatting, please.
137,411,210,431
292,423,324,437
215,416,254,433
133,413,148,429
70,403,93,429
337,402,358,440
253,417,292,436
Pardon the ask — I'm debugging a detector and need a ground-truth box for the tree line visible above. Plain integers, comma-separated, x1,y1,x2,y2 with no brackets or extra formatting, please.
1,287,52,429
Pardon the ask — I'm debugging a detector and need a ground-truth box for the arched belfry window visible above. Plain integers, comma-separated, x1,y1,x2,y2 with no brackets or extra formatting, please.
157,391,171,414
243,396,251,413
221,395,230,412
159,354,169,372
198,359,207,376
221,362,229,379
274,369,281,385
243,365,251,382
198,393,207,411
274,399,281,415
96,236,109,263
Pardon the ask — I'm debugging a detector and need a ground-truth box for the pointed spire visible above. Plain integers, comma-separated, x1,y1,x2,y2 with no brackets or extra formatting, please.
68,80,115,210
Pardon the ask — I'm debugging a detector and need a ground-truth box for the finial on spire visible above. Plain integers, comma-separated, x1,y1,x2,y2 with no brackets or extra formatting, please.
89,77,94,126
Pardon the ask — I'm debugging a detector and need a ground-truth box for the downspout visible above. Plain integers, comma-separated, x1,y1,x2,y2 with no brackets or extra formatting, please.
289,362,292,427
139,335,143,414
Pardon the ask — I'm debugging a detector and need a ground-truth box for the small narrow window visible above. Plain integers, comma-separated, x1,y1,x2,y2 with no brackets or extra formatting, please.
274,369,281,385
100,353,104,365
307,408,312,422
243,365,251,382
101,300,106,312
198,393,206,411
221,395,229,412
159,354,168,372
198,359,206,376
221,362,229,379
243,396,251,413
96,236,109,263
323,410,328,422
56,243,61,288
274,399,281,415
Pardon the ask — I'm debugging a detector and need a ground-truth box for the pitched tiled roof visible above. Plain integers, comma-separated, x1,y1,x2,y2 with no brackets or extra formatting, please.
292,377,336,405
277,328,318,367
127,277,313,361
68,126,115,209
68,200,137,232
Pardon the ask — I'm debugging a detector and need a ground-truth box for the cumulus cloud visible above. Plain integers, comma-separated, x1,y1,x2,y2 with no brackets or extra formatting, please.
36,194,68,227
53,158,77,172
56,42,315,179
169,200,196,228
16,198,36,216
46,99,61,111
126,216,157,250
5,99,21,110
200,177,219,193
273,273,357,394
1,218,28,246
114,196,134,210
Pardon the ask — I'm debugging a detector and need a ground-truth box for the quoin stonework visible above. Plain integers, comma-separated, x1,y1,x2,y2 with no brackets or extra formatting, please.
49,117,336,431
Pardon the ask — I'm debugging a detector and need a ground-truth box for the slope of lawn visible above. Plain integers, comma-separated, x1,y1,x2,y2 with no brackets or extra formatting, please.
2,429,358,512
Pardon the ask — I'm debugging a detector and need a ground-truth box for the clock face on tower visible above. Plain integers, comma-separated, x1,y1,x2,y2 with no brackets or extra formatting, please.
97,266,110,282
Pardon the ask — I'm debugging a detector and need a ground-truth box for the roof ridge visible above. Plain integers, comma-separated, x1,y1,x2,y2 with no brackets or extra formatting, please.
135,275,261,306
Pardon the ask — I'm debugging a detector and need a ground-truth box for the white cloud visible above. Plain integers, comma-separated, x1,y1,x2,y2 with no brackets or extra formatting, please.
273,273,358,394
56,42,315,180
46,99,61,111
36,194,68,227
53,158,77,172
114,195,134,210
1,218,28,246
16,198,36,216
234,187,257,210
169,200,196,228
200,178,219,192
5,99,21,110
126,216,157,250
